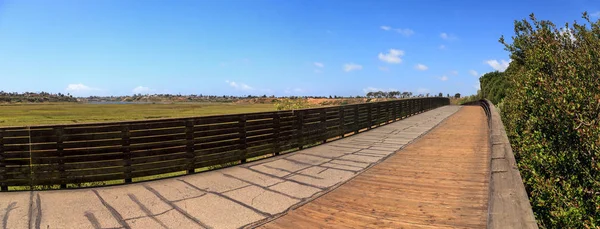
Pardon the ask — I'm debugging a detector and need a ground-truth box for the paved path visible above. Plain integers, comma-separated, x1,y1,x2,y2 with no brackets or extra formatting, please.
262,106,490,228
0,106,460,229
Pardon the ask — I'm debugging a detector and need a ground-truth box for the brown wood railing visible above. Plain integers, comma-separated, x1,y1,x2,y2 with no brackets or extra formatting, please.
0,97,449,191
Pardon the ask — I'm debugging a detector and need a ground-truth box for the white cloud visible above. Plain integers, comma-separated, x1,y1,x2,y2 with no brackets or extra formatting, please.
415,64,428,71
343,63,363,72
65,83,99,93
469,70,479,77
394,28,415,36
439,45,446,50
591,11,600,18
440,32,457,40
378,66,389,72
132,86,152,94
439,75,449,81
378,49,404,64
380,26,414,36
450,70,458,75
363,87,397,93
486,59,511,72
417,88,430,93
314,62,324,68
225,80,253,91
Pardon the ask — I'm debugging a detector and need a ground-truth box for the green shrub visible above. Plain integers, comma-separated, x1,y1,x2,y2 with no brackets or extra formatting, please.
501,13,600,228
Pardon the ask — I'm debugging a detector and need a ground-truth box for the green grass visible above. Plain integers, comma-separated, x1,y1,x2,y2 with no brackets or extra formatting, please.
0,103,275,127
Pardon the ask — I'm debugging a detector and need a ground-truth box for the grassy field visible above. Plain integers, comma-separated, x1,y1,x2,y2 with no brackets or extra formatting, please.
0,103,276,127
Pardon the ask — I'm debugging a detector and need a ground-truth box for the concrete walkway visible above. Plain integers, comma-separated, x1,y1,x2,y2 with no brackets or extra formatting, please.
0,106,460,229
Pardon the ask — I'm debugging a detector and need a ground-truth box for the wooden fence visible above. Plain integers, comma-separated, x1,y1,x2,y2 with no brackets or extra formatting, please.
0,97,449,191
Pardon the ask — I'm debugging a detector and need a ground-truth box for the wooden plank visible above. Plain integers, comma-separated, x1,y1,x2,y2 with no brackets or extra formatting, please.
1,137,31,145
32,173,126,186
185,119,196,174
132,145,187,158
197,137,244,150
246,128,274,138
31,139,122,151
0,130,5,191
129,133,187,145
131,152,188,165
194,126,241,138
128,120,186,131
273,113,281,155
121,125,132,183
194,144,239,157
193,122,239,132
131,158,189,171
31,153,125,164
195,133,241,144
0,129,29,138
130,127,185,138
239,115,248,163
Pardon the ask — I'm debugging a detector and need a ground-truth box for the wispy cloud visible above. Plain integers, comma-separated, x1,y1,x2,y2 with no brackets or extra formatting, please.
469,70,479,77
65,83,99,93
378,66,389,72
132,86,152,94
314,69,322,73
440,32,458,40
439,45,446,50
225,80,253,91
486,59,511,72
343,63,363,72
591,11,600,18
415,64,428,71
380,26,414,36
314,62,324,68
378,49,404,64
439,75,449,81
450,70,458,75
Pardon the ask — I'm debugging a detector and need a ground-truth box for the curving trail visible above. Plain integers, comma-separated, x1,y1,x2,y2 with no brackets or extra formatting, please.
262,106,490,229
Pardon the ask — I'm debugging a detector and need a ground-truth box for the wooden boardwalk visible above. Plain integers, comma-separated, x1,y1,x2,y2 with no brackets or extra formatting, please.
262,106,490,228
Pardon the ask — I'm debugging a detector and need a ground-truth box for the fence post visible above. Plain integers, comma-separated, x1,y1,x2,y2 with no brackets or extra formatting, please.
321,109,327,143
297,110,305,149
368,103,373,129
392,101,398,122
186,119,195,174
121,125,132,183
339,106,345,138
273,113,281,156
239,115,248,163
354,105,359,134
54,127,66,189
0,130,6,191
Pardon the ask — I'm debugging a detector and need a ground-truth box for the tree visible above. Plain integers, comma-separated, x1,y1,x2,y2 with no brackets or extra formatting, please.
454,93,460,98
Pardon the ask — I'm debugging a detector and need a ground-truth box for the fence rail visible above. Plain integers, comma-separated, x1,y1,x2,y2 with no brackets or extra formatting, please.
0,97,449,191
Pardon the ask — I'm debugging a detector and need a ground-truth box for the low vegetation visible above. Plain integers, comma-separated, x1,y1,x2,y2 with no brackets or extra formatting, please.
0,103,275,127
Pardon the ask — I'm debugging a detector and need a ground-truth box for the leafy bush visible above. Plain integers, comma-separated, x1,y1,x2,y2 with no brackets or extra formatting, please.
479,71,508,105
500,13,600,228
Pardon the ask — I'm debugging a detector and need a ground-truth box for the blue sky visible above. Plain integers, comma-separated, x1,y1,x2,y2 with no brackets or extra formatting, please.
0,0,598,97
